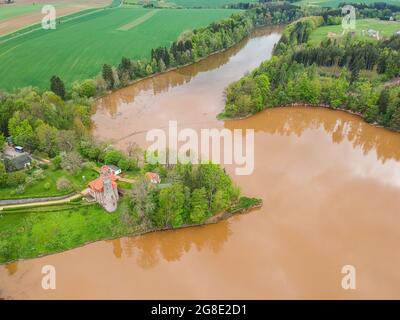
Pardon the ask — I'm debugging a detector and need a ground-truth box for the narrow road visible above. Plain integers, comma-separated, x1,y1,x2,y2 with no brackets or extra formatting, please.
0,188,90,211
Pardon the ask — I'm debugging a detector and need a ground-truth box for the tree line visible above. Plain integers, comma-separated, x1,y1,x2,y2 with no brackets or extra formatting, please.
101,2,307,91
222,14,400,132
126,161,240,229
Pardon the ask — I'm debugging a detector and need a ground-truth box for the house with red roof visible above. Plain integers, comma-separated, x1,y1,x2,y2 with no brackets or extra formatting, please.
145,172,161,184
88,165,119,212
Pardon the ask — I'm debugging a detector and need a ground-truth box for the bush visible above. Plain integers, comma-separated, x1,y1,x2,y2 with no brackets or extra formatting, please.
6,171,27,187
72,79,97,98
56,177,72,191
104,150,124,165
25,176,37,187
117,158,131,171
15,185,26,195
32,169,46,181
39,163,49,170
52,155,62,170
44,182,51,190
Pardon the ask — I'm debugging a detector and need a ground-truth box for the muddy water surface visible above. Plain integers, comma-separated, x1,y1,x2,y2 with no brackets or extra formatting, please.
1,26,400,299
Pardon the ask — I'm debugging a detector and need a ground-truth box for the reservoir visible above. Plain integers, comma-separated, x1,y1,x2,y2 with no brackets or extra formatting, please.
1,26,400,299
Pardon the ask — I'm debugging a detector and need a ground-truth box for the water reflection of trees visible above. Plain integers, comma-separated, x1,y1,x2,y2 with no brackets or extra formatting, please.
110,220,231,269
96,27,280,117
224,107,400,163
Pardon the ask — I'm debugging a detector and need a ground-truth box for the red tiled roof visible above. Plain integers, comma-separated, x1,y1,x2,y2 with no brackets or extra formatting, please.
88,173,118,193
145,172,160,182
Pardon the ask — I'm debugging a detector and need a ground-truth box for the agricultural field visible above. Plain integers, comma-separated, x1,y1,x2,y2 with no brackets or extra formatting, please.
298,0,400,7
165,0,257,8
0,0,112,35
0,6,235,90
308,18,400,44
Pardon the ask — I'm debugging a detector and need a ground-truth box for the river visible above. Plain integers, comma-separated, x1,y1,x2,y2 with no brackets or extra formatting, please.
1,26,400,299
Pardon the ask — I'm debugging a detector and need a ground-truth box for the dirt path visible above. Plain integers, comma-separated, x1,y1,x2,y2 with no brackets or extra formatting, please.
0,188,90,211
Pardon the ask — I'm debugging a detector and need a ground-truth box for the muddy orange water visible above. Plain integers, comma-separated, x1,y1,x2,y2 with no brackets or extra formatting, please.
1,26,400,299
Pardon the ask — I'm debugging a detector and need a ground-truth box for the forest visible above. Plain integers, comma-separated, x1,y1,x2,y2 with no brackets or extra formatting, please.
221,4,400,132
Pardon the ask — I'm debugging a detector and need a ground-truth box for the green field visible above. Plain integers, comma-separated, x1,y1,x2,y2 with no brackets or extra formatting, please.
0,7,235,91
0,167,98,200
298,0,400,7
0,3,54,21
0,200,136,263
309,18,400,44
167,0,257,8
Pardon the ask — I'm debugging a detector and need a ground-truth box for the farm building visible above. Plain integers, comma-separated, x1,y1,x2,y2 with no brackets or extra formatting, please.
88,165,119,212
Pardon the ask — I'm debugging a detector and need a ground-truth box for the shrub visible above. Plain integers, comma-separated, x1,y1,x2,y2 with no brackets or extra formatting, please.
25,176,37,187
72,79,97,98
44,182,51,190
52,155,62,170
117,158,131,171
39,163,49,170
104,150,123,165
6,171,27,188
32,169,46,181
15,185,26,195
56,177,72,191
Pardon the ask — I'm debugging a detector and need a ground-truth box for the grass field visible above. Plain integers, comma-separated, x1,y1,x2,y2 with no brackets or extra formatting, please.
0,200,137,263
0,167,98,200
0,3,57,21
308,18,400,44
298,0,400,7
166,0,257,8
0,7,235,91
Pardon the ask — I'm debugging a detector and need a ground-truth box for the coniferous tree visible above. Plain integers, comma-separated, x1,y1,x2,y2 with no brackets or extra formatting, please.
102,64,114,89
50,75,66,99
378,88,390,114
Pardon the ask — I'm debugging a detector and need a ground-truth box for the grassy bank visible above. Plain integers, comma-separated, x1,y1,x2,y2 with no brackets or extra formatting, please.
0,196,261,264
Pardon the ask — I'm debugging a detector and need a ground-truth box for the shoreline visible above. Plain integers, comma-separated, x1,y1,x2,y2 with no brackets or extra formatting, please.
220,103,400,134
93,25,283,102
0,200,262,265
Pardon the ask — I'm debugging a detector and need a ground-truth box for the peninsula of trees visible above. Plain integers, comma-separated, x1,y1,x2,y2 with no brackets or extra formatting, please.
221,3,400,131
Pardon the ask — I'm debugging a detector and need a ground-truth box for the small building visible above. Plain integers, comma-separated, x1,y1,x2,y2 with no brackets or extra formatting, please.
145,172,161,184
396,31,400,35
3,154,32,171
107,164,122,176
88,165,119,212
